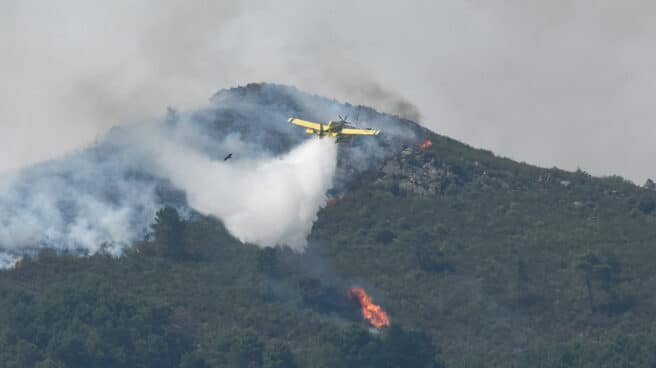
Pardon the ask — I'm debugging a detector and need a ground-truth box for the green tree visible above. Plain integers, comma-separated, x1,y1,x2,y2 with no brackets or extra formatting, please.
263,342,297,368
374,230,396,245
577,251,602,310
34,358,66,368
219,330,264,368
322,326,382,368
256,247,279,276
381,325,444,368
179,352,210,368
576,250,624,313
14,340,42,367
151,206,186,259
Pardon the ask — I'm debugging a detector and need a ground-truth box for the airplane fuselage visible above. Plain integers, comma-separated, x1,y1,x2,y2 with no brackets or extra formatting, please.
289,117,380,142
326,120,346,132
305,120,347,137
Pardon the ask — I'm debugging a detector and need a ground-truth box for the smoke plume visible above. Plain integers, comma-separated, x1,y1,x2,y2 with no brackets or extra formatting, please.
0,84,414,264
5,1,656,183
0,139,160,256
150,131,338,249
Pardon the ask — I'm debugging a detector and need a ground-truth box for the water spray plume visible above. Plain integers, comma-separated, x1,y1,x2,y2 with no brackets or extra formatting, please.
348,287,390,329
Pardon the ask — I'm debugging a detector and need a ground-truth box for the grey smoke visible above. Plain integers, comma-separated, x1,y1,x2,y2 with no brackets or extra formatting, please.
0,1,421,173
5,2,656,183
3,3,656,188
0,252,21,269
0,84,416,264
0,137,160,256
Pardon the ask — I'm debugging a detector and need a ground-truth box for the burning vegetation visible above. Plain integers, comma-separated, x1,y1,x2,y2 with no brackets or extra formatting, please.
419,138,433,150
325,193,345,208
348,287,391,329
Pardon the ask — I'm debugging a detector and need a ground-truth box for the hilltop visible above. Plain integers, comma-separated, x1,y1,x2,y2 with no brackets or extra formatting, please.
2,83,656,367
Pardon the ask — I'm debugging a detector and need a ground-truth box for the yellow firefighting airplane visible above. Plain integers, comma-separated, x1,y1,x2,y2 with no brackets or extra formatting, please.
288,115,381,143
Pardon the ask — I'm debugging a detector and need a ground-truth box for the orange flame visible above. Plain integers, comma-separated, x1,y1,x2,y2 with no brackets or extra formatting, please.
419,139,433,150
325,194,345,208
348,287,390,329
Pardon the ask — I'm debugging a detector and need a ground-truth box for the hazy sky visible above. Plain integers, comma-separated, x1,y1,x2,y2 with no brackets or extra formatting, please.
2,0,656,183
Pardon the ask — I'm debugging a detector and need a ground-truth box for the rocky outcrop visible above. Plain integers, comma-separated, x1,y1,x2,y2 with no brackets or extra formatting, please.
377,146,471,195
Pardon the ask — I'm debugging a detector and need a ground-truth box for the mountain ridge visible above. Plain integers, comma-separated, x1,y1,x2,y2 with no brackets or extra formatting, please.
1,83,656,367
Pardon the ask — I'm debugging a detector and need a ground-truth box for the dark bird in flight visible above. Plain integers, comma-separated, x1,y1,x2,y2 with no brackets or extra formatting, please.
224,153,233,161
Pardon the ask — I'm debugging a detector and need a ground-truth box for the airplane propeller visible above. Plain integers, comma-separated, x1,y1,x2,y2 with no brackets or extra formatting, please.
339,106,361,126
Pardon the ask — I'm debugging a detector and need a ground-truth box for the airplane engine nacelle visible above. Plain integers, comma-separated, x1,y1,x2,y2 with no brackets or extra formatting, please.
305,128,315,134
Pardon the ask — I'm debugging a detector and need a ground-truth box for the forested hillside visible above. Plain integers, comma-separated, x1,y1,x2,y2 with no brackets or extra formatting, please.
2,84,656,367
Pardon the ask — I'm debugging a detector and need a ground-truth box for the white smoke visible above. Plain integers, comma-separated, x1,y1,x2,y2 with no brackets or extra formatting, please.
0,144,160,256
0,102,341,263
0,253,22,269
151,135,337,249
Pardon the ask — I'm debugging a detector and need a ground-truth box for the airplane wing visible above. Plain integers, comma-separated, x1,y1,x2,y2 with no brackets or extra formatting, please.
288,117,326,131
341,127,381,136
